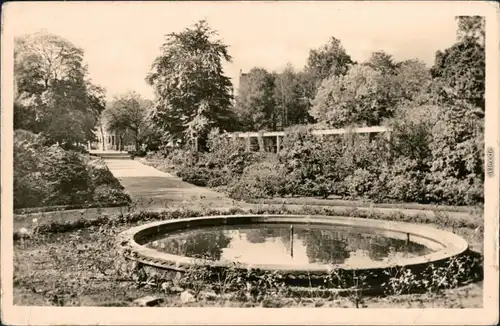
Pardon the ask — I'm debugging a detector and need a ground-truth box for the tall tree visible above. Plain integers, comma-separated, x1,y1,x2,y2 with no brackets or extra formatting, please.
430,16,485,113
424,16,485,204
104,91,152,150
310,65,396,127
146,20,236,148
273,63,310,128
14,31,105,148
392,59,431,106
456,15,485,45
302,37,354,105
234,68,276,131
364,51,399,75
305,37,354,85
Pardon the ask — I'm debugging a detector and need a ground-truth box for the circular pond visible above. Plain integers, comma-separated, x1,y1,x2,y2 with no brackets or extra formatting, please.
117,215,469,286
143,223,435,267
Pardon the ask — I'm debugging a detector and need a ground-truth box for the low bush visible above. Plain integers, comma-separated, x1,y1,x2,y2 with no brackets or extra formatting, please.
128,149,147,158
425,174,483,206
88,159,123,189
42,147,94,205
177,166,213,187
142,130,274,189
343,169,379,199
380,158,427,203
14,131,131,209
227,161,286,200
92,184,131,204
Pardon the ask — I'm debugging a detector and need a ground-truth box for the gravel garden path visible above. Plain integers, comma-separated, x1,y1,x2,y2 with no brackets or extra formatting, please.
103,158,242,210
13,158,247,230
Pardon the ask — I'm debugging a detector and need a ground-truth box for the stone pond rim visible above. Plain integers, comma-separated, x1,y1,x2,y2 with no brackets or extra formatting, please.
116,214,469,283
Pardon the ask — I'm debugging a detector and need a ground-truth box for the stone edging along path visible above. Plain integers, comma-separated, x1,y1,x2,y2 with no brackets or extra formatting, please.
13,201,129,215
117,214,469,287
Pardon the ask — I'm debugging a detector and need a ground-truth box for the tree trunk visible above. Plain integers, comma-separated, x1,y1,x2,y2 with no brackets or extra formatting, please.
134,129,140,151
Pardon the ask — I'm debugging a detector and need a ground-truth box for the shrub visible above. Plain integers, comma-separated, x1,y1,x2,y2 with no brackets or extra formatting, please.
206,129,267,177
92,184,131,204
177,166,213,187
425,104,484,205
277,127,388,199
344,169,379,199
168,149,200,168
227,161,286,200
372,158,427,203
88,159,123,189
168,129,274,189
14,132,130,209
425,173,483,206
128,149,147,158
14,132,52,208
206,168,235,188
42,146,93,205
277,126,326,197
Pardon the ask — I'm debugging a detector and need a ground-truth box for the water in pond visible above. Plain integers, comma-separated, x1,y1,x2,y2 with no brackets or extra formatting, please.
143,224,434,267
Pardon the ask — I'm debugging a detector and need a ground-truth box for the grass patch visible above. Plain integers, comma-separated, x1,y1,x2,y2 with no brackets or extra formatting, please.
243,197,481,214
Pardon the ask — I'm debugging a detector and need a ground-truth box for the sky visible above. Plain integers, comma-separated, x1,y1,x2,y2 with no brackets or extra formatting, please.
7,2,462,101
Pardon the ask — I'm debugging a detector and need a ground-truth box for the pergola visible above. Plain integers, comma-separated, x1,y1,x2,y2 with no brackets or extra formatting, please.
227,126,392,153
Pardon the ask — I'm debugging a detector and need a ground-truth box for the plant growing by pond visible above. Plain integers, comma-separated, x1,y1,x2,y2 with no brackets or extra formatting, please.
381,254,482,297
382,267,419,296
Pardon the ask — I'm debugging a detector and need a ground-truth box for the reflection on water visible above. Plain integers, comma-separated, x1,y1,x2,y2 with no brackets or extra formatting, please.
144,224,433,267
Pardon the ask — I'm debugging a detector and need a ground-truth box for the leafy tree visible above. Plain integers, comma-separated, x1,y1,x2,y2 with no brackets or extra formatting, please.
104,91,152,150
456,15,485,45
389,104,441,169
364,51,399,75
305,37,354,86
430,16,485,112
392,59,432,106
14,31,105,148
429,103,483,179
302,37,354,105
273,63,311,128
410,16,486,205
139,117,164,152
234,67,276,131
146,20,236,149
310,65,396,127
425,101,484,205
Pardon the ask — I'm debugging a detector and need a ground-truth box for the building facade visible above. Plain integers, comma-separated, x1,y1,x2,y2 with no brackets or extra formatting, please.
91,116,136,152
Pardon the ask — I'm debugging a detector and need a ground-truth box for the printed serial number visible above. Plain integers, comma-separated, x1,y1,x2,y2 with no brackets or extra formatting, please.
486,147,494,178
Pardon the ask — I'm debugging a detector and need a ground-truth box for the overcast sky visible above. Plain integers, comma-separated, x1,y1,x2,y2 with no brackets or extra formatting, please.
8,2,463,100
